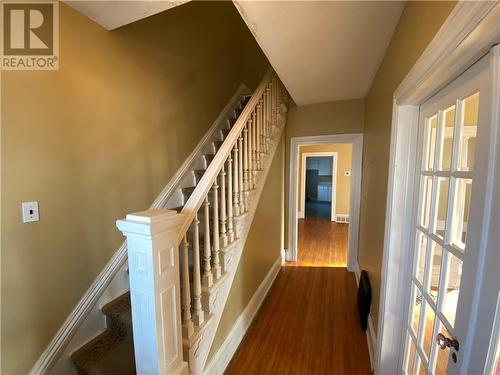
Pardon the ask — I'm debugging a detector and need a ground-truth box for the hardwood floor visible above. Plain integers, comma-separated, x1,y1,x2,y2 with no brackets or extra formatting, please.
285,218,348,267
225,267,372,374
225,218,368,374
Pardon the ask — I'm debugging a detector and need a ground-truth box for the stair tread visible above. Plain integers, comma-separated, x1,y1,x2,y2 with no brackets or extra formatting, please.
102,292,130,317
87,340,135,375
72,330,135,375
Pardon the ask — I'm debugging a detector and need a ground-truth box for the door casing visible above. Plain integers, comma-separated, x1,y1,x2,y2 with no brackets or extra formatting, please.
288,133,363,272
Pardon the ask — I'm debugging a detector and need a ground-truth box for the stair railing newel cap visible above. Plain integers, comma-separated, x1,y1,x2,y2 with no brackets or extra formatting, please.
116,209,185,238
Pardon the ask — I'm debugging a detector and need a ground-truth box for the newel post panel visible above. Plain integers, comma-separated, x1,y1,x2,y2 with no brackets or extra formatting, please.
116,209,188,375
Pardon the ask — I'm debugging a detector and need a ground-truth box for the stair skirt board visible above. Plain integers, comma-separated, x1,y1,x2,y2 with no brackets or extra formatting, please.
354,269,377,371
204,257,282,375
29,84,251,375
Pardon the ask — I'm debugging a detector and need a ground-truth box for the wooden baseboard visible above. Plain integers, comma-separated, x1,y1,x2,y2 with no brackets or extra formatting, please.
204,257,282,375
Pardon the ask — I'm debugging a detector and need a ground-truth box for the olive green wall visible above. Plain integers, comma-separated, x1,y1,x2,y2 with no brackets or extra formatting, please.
0,2,269,373
208,135,285,363
358,1,456,332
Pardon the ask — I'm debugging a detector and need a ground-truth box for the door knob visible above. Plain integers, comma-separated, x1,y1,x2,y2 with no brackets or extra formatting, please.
436,333,459,350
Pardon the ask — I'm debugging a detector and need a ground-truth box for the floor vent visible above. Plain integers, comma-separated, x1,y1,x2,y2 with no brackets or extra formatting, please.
336,215,350,223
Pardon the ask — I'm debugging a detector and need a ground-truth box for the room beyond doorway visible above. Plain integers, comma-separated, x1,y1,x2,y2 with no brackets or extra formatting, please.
304,155,334,221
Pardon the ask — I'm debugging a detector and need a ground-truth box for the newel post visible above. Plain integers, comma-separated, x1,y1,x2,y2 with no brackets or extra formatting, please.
116,209,188,375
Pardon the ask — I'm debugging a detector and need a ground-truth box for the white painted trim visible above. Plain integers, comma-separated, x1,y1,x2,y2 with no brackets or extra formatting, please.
203,257,282,375
378,3,500,375
484,291,500,375
28,84,250,375
288,134,363,273
299,151,337,221
395,2,500,105
355,269,377,372
280,249,287,265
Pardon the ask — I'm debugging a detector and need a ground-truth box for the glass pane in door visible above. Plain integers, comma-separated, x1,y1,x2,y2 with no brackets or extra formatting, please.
450,178,472,251
405,334,418,375
457,93,479,171
419,177,433,229
442,252,463,327
424,115,438,171
432,178,449,240
441,106,456,171
427,242,443,302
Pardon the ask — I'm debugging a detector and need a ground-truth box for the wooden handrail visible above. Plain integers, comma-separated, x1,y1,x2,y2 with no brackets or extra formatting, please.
176,68,274,243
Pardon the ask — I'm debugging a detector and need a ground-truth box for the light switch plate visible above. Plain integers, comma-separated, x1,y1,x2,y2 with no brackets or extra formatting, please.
22,201,39,223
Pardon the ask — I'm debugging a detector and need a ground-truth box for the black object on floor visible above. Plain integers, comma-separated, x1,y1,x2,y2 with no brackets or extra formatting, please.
357,270,372,331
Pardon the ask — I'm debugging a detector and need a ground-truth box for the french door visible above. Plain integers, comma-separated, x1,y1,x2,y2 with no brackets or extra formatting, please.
402,51,499,375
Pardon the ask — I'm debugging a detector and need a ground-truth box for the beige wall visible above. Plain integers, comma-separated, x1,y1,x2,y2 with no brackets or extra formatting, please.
298,144,352,215
358,1,456,332
1,2,269,373
208,136,285,363
284,99,365,245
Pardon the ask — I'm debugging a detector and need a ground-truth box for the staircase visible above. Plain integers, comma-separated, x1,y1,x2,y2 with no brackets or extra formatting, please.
69,70,288,374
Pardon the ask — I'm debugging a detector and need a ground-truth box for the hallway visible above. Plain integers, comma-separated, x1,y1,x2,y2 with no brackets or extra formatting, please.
225,217,370,374
225,267,371,374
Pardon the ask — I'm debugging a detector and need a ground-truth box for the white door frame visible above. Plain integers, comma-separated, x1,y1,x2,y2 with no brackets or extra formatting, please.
376,2,500,375
288,134,363,272
299,151,337,221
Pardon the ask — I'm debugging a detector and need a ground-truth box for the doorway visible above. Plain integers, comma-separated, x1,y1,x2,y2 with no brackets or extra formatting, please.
301,153,336,221
288,134,363,272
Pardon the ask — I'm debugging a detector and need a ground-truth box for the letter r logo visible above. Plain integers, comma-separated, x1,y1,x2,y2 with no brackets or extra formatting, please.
3,3,53,55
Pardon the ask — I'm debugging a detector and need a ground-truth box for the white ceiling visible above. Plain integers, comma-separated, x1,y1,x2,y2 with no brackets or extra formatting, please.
234,1,405,106
66,1,190,30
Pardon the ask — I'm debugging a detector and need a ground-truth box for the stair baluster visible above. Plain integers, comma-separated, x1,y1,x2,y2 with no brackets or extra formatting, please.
266,84,272,152
219,166,228,247
273,78,278,123
202,197,213,287
227,156,235,242
243,123,249,193
192,215,204,326
212,181,221,279
232,145,240,216
237,132,245,213
181,235,194,337
263,92,268,153
249,114,255,189
256,100,262,171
